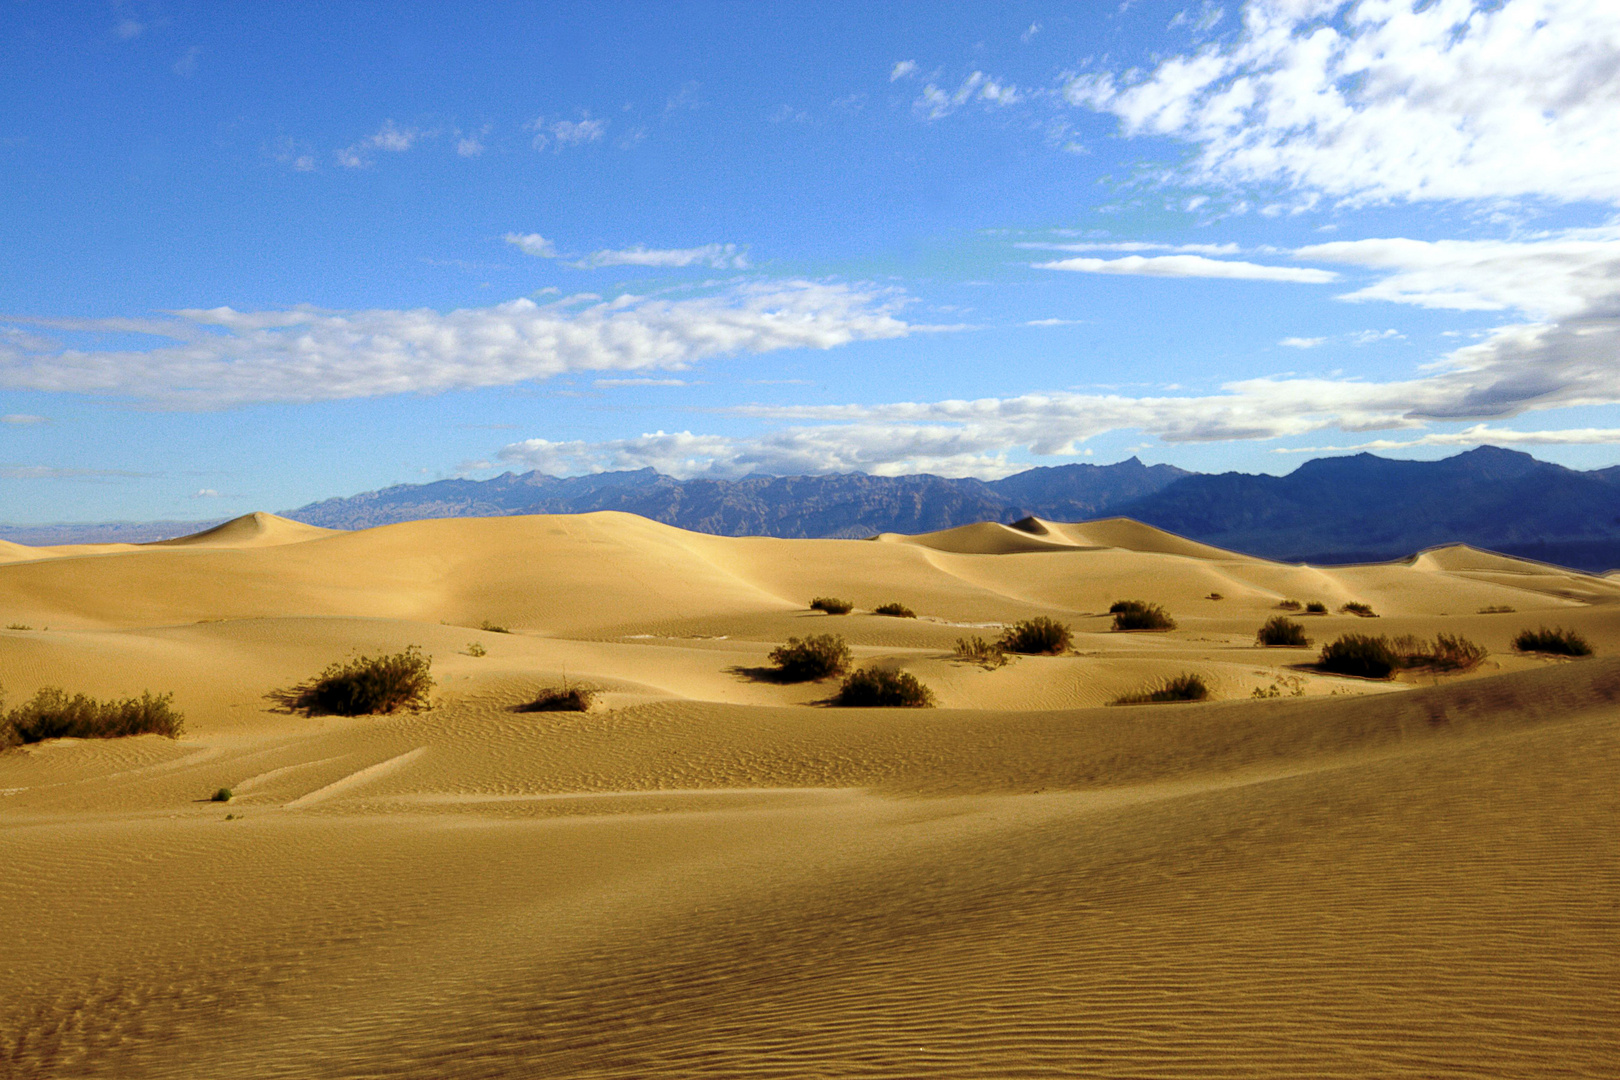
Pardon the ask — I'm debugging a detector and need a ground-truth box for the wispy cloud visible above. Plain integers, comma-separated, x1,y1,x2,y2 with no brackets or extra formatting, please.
337,120,427,168
504,232,557,257
455,124,491,157
531,115,606,151
916,71,1022,120
578,243,749,270
1275,425,1620,453
172,46,200,77
2,413,48,425
1279,337,1325,348
890,60,918,82
1063,0,1620,206
0,465,145,480
0,282,926,408
115,18,144,39
593,377,689,387
1035,253,1336,283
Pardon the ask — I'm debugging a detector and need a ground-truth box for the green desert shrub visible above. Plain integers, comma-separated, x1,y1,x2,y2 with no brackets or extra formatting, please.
835,667,935,707
1513,626,1592,657
1112,603,1176,632
999,616,1072,654
1114,672,1208,705
1340,602,1377,617
1277,599,1303,611
768,634,853,681
873,602,916,618
952,636,1008,668
1319,634,1398,679
296,646,434,716
810,597,853,615
1256,616,1310,648
210,787,233,803
1392,633,1486,671
1304,601,1328,614
2,687,184,744
517,686,596,712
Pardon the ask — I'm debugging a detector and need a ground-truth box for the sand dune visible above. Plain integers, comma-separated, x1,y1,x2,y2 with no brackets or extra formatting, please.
2,511,1617,1078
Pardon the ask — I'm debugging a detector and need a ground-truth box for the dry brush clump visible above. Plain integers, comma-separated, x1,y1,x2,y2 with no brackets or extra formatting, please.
1513,626,1592,657
1304,601,1328,614
873,602,916,618
517,686,596,712
952,636,1009,668
999,617,1072,654
294,647,434,716
1340,602,1378,617
2,686,184,747
769,634,853,681
1110,601,1176,632
1277,599,1303,611
1318,634,1399,679
1114,673,1208,705
1256,616,1311,648
1393,633,1487,671
835,667,935,707
810,597,853,615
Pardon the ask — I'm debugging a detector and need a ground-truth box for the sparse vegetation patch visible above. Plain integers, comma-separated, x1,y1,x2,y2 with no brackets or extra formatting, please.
2,687,184,746
1277,599,1303,611
517,686,596,712
295,647,434,716
479,620,510,634
769,634,853,681
1318,634,1399,679
1393,633,1486,671
810,597,853,615
1304,601,1327,614
1114,673,1208,705
1477,605,1516,615
1256,616,1310,648
467,642,487,657
952,636,1009,668
1206,592,1224,601
1112,603,1176,632
210,787,233,803
1513,626,1592,657
835,667,935,707
999,617,1072,654
873,602,916,618
1340,602,1378,618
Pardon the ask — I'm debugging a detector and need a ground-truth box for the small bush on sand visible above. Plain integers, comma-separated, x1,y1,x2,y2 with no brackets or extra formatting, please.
1513,626,1592,657
873,602,916,618
1206,592,1224,601
1393,633,1486,671
478,620,510,634
211,787,233,803
1340,602,1377,617
769,634,853,681
467,642,487,657
1256,616,1310,648
1477,605,1515,615
1114,673,1208,705
297,647,433,716
3,687,184,744
517,686,596,712
810,597,853,615
999,617,1072,654
953,636,1009,668
1277,599,1303,611
1304,601,1327,614
836,667,935,707
1319,634,1398,679
1112,603,1176,632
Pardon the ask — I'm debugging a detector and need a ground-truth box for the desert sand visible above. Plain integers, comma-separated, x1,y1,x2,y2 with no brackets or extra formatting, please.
1,510,1616,1078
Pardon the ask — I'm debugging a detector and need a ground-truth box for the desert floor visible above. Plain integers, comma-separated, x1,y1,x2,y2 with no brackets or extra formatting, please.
2,511,1617,1079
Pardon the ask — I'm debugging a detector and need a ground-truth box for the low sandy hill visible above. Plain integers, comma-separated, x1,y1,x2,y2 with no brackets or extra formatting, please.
150,511,338,549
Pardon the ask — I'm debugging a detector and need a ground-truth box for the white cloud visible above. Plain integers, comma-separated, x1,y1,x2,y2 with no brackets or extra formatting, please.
1350,328,1403,344
1026,318,1086,327
0,465,143,480
1064,0,1620,206
578,243,749,270
1275,424,1620,453
593,377,688,387
890,60,918,82
1279,336,1326,348
504,232,557,258
337,121,426,168
1035,253,1337,283
1017,240,1243,255
0,282,922,408
115,19,144,39
1022,22,1042,43
193,488,222,498
532,116,606,151
2,413,48,425
916,72,1023,120
456,124,490,157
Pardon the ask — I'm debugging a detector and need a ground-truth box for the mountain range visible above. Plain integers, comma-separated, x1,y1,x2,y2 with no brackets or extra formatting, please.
6,447,1620,571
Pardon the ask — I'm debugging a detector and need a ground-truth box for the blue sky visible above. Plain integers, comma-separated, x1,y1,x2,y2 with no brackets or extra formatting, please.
4,0,1620,523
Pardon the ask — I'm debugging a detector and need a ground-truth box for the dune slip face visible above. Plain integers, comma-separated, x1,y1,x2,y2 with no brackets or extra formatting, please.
2,511,1618,1078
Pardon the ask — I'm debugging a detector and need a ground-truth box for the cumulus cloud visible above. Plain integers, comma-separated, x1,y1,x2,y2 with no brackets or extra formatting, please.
1035,253,1337,283
337,120,426,168
1064,0,1620,206
531,116,606,151
890,60,918,81
0,282,921,408
916,72,1022,120
578,243,749,270
504,232,558,258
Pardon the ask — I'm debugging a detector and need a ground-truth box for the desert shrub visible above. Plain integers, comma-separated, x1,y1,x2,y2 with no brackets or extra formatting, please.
1112,604,1176,632
5,623,31,631
211,787,233,803
999,617,1072,654
297,646,433,716
1477,605,1516,615
835,667,935,707
1513,626,1592,657
810,597,853,615
1319,634,1398,679
517,686,595,712
478,620,510,634
953,636,1009,668
3,687,184,743
873,602,916,618
1304,601,1328,614
467,642,487,657
768,634,853,681
1393,633,1486,671
1277,599,1303,611
1115,673,1208,705
1206,592,1224,601
1256,616,1310,648
1341,602,1377,617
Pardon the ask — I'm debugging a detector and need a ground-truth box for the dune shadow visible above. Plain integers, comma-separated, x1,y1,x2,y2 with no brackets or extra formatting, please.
727,664,803,685
263,684,319,715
